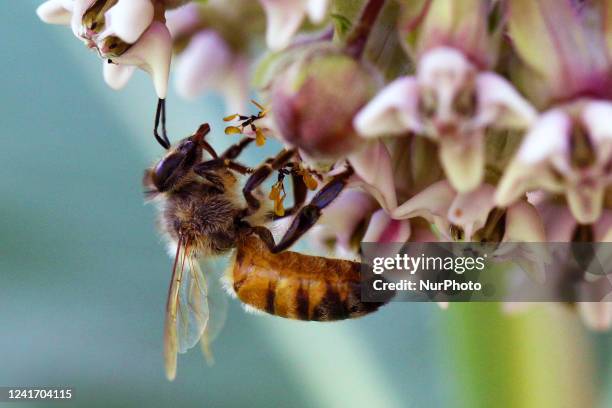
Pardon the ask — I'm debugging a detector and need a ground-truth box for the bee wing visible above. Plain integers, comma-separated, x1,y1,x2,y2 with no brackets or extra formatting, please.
198,260,230,364
177,255,209,353
163,238,209,381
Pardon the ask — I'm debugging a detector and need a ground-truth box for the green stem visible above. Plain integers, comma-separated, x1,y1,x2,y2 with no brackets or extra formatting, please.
443,304,595,408
345,0,386,58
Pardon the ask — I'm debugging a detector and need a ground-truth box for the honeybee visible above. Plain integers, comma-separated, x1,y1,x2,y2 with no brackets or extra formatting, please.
144,122,391,380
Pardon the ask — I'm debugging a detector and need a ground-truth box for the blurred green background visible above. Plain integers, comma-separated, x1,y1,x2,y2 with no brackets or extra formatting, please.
1,2,611,407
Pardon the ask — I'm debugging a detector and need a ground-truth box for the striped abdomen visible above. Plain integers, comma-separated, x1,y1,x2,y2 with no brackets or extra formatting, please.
231,235,390,321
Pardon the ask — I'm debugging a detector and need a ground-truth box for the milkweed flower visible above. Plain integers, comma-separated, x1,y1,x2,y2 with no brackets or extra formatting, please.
496,102,612,224
36,0,186,98
355,0,537,193
495,0,612,224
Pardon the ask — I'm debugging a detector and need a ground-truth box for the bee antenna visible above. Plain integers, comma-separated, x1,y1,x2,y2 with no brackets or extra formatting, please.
154,98,171,150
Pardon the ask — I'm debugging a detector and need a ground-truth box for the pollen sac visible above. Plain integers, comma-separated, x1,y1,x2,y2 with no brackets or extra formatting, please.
224,126,242,135
255,128,266,146
100,35,132,58
269,45,379,159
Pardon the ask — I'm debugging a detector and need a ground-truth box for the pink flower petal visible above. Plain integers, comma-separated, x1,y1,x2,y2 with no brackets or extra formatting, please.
504,200,546,242
348,141,398,213
313,188,377,252
474,72,537,129
166,3,201,38
495,109,570,207
537,202,577,242
260,0,307,51
447,184,496,240
174,30,232,100
392,180,455,234
362,210,411,243
354,77,421,137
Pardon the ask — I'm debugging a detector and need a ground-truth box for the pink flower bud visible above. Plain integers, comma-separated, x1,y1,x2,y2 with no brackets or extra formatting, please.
269,45,379,159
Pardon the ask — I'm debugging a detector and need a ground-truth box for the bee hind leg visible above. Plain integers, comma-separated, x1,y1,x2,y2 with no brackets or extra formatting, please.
266,167,354,253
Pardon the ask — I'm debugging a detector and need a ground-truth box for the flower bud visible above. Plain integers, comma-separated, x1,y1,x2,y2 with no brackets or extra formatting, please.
269,45,379,159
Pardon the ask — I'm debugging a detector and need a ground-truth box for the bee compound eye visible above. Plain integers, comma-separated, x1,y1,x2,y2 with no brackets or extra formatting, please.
152,152,185,191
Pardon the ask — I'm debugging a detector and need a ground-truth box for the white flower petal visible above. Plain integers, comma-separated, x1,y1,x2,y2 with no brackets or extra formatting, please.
71,0,96,36
174,30,232,100
112,21,172,98
166,3,201,38
348,141,398,213
103,62,136,90
306,0,329,23
260,0,307,51
354,77,421,137
582,100,612,154
103,0,154,43
36,0,73,25
475,72,537,129
447,184,496,240
438,129,484,193
362,210,411,243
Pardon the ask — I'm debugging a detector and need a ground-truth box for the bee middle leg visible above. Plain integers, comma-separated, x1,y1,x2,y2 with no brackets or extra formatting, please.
274,172,307,218
242,148,297,214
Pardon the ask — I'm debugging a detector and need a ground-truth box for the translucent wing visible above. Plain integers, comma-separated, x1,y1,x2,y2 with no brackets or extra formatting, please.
198,258,230,364
163,238,209,381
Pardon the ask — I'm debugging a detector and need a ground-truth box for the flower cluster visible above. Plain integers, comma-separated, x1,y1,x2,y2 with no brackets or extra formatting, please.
37,0,612,329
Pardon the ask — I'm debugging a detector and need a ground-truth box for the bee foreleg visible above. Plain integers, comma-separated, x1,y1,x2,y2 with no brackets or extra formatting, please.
221,138,254,160
194,158,253,176
270,168,353,253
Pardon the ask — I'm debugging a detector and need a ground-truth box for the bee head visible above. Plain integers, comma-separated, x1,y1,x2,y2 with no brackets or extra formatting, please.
147,124,211,192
